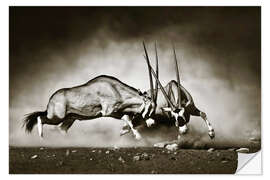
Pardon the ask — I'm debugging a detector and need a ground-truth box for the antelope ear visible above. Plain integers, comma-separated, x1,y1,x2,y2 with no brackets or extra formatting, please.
161,107,172,112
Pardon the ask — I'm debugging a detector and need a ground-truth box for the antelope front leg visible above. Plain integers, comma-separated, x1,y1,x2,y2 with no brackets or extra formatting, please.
200,112,215,139
120,120,131,136
121,115,142,140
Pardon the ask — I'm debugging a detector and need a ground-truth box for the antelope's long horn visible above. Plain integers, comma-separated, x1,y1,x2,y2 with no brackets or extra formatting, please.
143,41,154,101
154,42,159,104
143,56,176,110
173,44,182,108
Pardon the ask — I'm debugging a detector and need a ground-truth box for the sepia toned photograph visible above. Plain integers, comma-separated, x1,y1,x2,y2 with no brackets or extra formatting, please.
9,7,261,174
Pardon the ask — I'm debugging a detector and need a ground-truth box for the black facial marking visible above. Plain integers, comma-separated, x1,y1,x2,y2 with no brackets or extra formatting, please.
177,117,186,127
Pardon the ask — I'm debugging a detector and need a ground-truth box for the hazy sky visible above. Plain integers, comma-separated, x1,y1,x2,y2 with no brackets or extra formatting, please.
9,7,260,147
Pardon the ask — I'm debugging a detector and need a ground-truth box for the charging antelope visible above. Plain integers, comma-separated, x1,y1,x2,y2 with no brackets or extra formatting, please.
121,42,215,140
23,75,155,140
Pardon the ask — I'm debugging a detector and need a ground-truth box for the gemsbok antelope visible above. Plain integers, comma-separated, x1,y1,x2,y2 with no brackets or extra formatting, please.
23,75,158,140
122,42,215,140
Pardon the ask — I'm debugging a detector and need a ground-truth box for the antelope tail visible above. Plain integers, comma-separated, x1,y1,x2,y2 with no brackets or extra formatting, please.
23,111,47,133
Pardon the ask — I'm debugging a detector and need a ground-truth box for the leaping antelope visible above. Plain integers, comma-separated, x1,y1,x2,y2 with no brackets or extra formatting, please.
122,42,215,140
23,75,156,140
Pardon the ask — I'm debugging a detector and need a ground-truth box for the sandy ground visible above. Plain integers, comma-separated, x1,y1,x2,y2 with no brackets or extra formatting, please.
10,147,238,174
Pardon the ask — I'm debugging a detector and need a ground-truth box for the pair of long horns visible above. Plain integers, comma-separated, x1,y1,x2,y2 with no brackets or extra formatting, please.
143,42,182,111
143,42,158,108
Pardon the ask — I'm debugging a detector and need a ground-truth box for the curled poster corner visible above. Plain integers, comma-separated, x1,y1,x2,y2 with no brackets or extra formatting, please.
236,151,262,174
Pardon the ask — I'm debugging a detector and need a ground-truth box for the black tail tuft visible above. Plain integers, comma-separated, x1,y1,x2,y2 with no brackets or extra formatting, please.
23,111,47,133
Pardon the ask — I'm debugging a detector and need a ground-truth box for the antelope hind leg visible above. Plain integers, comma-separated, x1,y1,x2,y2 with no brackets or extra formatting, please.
59,117,76,134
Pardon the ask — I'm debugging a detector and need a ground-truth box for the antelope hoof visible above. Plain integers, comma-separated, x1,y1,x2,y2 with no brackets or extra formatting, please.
134,132,142,140
120,129,130,136
60,129,68,136
146,118,155,127
208,129,215,139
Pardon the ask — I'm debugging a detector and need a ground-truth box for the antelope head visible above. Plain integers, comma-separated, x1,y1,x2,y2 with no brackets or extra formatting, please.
143,42,186,127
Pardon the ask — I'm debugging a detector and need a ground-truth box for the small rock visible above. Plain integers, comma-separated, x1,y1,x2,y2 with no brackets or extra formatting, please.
90,158,93,161
173,152,178,155
57,161,64,166
71,150,77,153
207,148,215,152
141,152,150,160
113,146,119,150
133,155,140,161
118,156,125,163
66,150,70,156
236,148,249,153
40,147,44,150
216,152,220,157
92,150,96,153
154,142,166,148
221,160,228,163
228,148,236,151
31,155,38,159
151,170,157,174
105,150,110,154
165,143,178,151
249,137,260,143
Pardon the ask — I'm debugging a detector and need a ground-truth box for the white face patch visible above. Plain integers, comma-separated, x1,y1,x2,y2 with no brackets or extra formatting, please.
179,108,185,117
148,102,155,117
142,101,150,118
171,111,179,127
177,108,186,122
171,111,179,120
179,125,188,134
142,100,154,118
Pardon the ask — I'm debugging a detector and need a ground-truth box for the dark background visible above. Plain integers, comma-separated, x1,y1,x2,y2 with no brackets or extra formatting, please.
9,7,260,147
